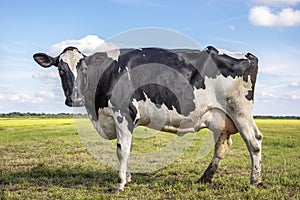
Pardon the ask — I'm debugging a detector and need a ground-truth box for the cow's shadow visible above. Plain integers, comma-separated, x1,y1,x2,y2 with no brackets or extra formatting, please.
0,163,158,192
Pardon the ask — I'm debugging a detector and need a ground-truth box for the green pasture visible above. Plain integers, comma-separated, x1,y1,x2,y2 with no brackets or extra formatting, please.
0,118,299,199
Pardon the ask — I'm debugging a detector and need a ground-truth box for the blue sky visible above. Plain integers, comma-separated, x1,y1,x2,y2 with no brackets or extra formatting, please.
0,0,300,115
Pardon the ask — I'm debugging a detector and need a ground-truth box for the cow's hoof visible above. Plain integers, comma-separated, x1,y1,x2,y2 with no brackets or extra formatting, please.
125,181,132,186
197,176,212,184
251,181,265,188
126,177,132,185
111,188,124,194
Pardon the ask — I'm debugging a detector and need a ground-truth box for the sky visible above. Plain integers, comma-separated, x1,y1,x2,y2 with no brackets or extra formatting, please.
0,0,299,116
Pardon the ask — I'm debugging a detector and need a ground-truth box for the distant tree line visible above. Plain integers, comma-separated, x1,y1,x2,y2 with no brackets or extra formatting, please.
253,115,300,119
0,112,86,118
0,112,299,119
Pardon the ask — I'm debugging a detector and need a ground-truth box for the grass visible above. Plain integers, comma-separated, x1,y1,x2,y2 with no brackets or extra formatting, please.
0,118,300,199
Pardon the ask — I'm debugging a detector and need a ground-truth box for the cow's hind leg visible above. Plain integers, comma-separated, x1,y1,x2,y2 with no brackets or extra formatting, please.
198,131,232,183
198,109,237,184
232,116,263,186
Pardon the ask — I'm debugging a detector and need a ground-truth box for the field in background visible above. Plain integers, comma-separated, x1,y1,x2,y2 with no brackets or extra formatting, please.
0,118,299,199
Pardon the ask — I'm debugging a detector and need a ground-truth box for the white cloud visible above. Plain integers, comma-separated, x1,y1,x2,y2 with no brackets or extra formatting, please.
249,0,300,27
10,94,19,101
289,81,300,88
9,93,43,104
36,91,55,99
257,91,276,98
32,72,58,79
48,35,118,56
0,85,69,113
291,95,300,100
249,6,300,27
3,87,57,106
32,72,60,84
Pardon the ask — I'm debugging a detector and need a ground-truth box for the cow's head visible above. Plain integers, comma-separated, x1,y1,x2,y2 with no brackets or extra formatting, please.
33,47,87,107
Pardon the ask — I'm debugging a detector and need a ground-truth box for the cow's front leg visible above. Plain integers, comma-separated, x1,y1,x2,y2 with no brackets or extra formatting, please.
114,126,132,192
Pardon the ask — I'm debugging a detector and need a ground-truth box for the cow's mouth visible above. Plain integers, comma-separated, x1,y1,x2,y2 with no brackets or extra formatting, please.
65,97,85,107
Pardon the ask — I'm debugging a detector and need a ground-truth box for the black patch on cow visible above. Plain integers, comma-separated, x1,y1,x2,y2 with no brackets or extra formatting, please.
117,116,123,123
133,84,180,113
117,143,121,149
61,46,80,54
245,53,258,101
246,90,253,101
57,59,75,106
131,84,196,116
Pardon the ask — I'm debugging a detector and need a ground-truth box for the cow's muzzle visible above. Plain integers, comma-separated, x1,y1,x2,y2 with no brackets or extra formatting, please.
65,83,85,107
65,96,85,107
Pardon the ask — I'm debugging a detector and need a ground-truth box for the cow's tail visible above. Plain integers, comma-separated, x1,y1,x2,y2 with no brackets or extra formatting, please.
245,53,259,101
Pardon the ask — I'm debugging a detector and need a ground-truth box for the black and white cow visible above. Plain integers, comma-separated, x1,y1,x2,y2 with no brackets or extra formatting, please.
33,46,263,191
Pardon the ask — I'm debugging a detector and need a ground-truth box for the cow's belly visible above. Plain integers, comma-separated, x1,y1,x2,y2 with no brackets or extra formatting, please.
133,97,208,135
90,100,237,140
91,101,205,140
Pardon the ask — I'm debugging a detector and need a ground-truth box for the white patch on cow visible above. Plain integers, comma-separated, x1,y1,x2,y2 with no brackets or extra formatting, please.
125,66,131,80
225,75,253,114
195,74,253,117
132,99,140,124
217,48,247,60
59,49,84,80
118,67,121,73
113,110,131,135
106,48,120,61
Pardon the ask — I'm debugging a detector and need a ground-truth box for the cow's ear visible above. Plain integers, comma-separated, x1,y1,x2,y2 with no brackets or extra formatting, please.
33,53,57,68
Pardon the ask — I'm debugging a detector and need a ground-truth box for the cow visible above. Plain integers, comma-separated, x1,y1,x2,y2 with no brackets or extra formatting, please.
33,45,263,192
